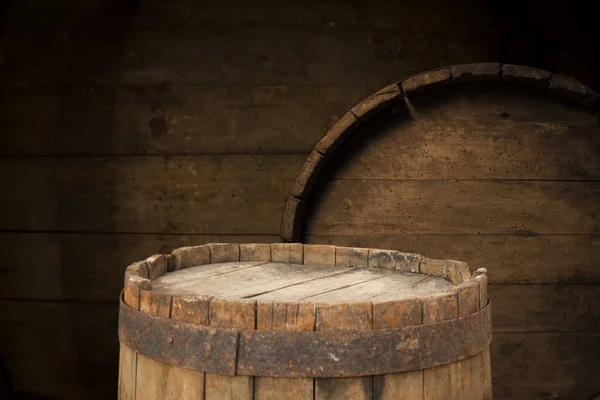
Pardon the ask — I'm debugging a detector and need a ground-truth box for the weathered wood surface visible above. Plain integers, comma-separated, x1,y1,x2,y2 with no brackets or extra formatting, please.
0,155,303,233
254,302,315,400
306,180,600,235
0,86,367,156
152,262,455,300
205,298,255,399
314,302,373,400
2,84,596,158
332,115,600,181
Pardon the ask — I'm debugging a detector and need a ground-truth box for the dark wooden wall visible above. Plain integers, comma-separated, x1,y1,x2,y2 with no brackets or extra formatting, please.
0,1,598,399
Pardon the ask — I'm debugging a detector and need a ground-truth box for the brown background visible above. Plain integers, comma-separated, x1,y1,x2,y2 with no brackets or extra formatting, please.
0,0,599,399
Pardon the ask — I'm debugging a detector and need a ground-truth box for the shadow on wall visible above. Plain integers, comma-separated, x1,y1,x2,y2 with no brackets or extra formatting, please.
487,0,600,88
0,0,139,399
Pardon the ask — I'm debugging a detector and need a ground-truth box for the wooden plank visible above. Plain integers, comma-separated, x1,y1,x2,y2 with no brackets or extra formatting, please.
491,332,600,388
165,296,207,400
155,263,385,299
331,110,600,181
118,343,136,400
240,243,271,262
155,262,267,290
492,385,600,400
136,289,168,400
306,180,600,235
489,284,600,332
0,86,368,156
205,298,255,399
306,233,600,284
254,302,315,400
307,272,452,302
315,302,373,400
482,348,492,400
372,299,423,400
252,268,392,301
423,292,459,399
0,155,302,233
0,232,280,301
0,28,498,87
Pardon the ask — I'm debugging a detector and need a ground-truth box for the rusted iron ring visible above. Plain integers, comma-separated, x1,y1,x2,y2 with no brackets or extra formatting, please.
118,294,491,378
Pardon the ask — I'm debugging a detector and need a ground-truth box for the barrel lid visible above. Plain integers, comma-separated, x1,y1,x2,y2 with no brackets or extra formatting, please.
125,243,484,305
151,261,456,303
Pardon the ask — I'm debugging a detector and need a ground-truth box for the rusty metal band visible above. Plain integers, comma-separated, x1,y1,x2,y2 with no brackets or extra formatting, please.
118,295,492,378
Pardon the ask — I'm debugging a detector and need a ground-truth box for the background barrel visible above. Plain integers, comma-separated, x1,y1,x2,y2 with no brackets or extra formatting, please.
118,242,492,400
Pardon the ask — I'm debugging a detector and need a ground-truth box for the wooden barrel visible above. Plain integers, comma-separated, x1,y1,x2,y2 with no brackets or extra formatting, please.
118,243,492,400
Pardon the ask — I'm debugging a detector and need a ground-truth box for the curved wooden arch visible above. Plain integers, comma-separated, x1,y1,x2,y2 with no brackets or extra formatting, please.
281,63,600,242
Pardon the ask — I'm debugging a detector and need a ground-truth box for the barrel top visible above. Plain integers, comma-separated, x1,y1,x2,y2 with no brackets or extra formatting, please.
151,261,456,303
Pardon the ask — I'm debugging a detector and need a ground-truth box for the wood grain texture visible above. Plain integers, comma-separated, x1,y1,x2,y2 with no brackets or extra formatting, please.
153,262,455,302
205,298,255,399
330,118,600,181
270,243,304,264
0,155,303,234
136,286,168,400
0,85,368,156
165,295,206,400
306,180,600,235
314,302,373,400
422,291,466,400
240,243,271,262
373,299,423,400
303,244,336,266
118,344,136,400
254,301,315,400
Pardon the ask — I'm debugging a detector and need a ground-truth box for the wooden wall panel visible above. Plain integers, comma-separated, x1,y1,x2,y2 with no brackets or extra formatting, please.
0,86,368,156
306,180,600,235
0,28,495,88
0,155,303,233
1,0,599,399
